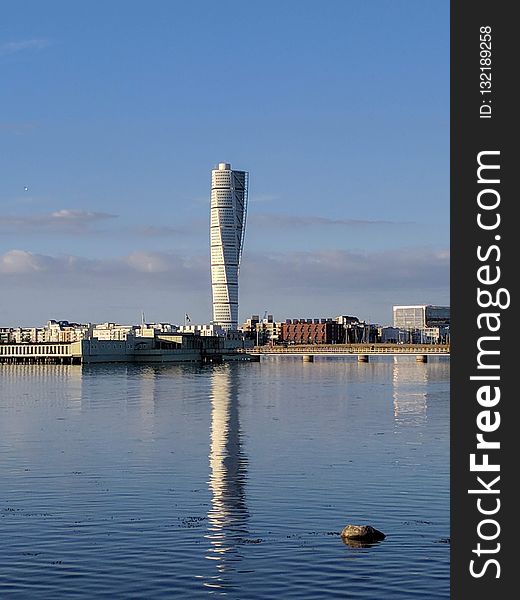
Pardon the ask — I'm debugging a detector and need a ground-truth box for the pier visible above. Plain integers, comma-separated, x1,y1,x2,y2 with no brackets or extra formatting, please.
0,336,255,365
246,343,450,360
0,343,81,364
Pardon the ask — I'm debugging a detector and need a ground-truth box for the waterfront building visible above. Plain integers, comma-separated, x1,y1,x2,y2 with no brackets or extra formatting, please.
279,319,345,345
44,320,90,342
0,333,254,365
92,322,137,341
178,323,226,337
240,315,260,338
256,318,279,346
240,315,279,346
334,315,377,343
421,326,449,344
138,322,178,337
210,162,249,332
379,326,411,344
0,327,39,344
392,305,450,344
12,327,39,343
0,322,89,344
0,328,12,343
393,305,450,329
92,321,177,341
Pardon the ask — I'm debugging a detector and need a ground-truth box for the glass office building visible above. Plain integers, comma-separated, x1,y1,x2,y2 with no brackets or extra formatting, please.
393,305,450,329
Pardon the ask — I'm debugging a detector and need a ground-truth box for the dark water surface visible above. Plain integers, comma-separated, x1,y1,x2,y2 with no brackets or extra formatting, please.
1,357,449,599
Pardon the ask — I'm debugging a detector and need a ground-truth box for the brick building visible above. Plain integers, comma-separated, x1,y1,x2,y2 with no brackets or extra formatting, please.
279,319,345,345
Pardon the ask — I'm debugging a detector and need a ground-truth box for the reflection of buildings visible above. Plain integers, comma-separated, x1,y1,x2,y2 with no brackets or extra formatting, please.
204,366,248,591
0,364,83,411
135,366,159,439
392,358,428,425
0,364,84,443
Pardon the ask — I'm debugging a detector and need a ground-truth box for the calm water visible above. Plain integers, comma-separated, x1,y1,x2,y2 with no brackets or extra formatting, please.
0,357,449,599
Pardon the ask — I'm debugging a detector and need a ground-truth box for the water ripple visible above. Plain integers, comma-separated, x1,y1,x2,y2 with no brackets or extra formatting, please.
0,358,449,598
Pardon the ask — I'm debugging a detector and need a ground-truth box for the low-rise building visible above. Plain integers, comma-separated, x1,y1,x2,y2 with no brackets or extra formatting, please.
335,315,379,343
279,319,345,345
178,323,226,337
43,320,91,342
240,315,279,346
379,326,406,344
92,322,138,340
0,328,13,343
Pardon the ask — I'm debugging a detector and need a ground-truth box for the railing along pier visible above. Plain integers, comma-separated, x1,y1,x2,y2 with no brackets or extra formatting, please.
246,344,450,360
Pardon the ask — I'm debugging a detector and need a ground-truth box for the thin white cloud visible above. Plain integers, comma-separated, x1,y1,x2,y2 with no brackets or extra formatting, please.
1,246,448,295
1,247,449,325
0,39,51,56
0,210,200,238
126,251,174,273
0,210,118,233
241,247,449,291
133,225,185,237
0,250,48,274
0,249,208,289
251,213,414,227
49,209,115,222
0,250,89,274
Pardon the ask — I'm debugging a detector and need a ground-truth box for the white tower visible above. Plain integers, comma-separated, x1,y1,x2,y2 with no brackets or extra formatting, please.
210,162,248,331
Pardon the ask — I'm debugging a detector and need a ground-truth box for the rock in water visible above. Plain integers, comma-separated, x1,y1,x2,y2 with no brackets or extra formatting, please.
340,524,386,542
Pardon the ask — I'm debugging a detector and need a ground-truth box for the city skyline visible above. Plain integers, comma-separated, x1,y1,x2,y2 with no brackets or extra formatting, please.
1,1,449,325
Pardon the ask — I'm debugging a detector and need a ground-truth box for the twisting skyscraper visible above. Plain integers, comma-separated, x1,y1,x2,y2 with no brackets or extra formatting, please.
210,162,248,331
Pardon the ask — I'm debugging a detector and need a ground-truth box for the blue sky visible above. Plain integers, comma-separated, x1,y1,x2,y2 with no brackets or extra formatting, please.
1,0,449,326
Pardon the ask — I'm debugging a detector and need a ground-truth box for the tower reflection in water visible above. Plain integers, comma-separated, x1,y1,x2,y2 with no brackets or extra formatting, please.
392,357,429,426
204,365,248,592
